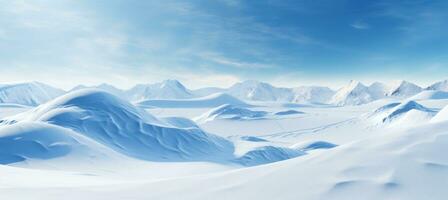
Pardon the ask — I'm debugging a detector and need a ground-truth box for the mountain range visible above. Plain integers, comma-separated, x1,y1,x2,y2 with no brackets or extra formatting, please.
1,79,448,106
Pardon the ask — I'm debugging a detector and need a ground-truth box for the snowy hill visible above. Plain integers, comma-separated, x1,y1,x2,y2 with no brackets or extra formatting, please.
426,80,448,91
137,93,250,108
369,100,436,125
0,82,65,106
431,104,448,123
195,104,267,122
126,80,195,101
226,80,293,102
292,86,334,104
7,89,235,162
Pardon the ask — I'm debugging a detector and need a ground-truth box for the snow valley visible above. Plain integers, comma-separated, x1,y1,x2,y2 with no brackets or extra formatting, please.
1,79,448,199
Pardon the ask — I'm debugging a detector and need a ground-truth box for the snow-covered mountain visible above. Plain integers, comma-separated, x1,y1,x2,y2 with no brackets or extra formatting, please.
126,80,195,101
330,80,424,106
386,80,422,98
330,80,375,106
292,86,334,104
226,80,293,102
426,80,448,91
0,82,65,106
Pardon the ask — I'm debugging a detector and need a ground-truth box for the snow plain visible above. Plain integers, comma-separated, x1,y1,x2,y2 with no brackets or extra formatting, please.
1,80,448,200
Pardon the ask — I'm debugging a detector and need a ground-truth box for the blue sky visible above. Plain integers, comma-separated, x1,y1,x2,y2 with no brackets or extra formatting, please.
0,0,447,89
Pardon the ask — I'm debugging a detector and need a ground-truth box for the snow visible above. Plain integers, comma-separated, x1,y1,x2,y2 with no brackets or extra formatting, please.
126,79,195,101
409,90,448,100
227,80,294,102
426,80,448,91
0,82,65,106
330,80,375,105
2,80,448,200
292,86,335,104
137,92,250,108
386,80,422,98
4,89,236,162
195,104,268,122
431,104,448,123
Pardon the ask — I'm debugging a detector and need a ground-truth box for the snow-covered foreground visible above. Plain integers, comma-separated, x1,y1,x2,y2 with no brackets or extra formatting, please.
1,88,448,199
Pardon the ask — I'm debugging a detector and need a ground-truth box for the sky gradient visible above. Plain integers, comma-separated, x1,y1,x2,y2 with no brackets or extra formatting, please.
1,0,447,89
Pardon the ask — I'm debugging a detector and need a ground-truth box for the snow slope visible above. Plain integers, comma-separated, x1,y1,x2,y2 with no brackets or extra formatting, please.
431,104,448,123
195,104,268,122
368,100,436,126
0,82,65,106
330,80,375,105
137,93,251,108
0,122,122,164
426,80,448,91
7,120,448,200
7,89,235,162
409,90,448,100
386,80,422,98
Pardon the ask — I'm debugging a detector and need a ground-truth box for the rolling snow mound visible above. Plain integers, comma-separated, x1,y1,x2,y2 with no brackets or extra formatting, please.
368,101,436,126
195,104,267,122
9,89,235,162
137,93,250,108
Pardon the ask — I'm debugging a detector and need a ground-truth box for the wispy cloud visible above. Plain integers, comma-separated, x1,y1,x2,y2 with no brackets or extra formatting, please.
198,52,275,69
351,21,370,30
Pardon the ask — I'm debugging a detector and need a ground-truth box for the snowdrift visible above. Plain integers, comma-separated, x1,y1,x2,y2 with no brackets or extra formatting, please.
7,89,235,162
431,105,448,123
368,101,436,126
235,146,305,166
0,122,119,164
292,140,337,151
137,93,250,108
274,109,304,115
195,104,267,122
0,89,301,166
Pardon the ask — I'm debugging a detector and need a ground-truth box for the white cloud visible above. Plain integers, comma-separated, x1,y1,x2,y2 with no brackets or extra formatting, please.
351,21,370,30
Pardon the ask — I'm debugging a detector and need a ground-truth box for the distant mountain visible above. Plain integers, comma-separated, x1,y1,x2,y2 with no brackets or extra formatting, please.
226,80,293,102
330,80,375,106
292,86,334,104
126,79,195,101
386,80,422,98
426,80,448,91
0,82,65,106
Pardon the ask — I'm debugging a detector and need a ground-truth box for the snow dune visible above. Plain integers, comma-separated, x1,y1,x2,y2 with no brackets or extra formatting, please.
4,89,235,162
0,89,305,166
137,92,250,108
